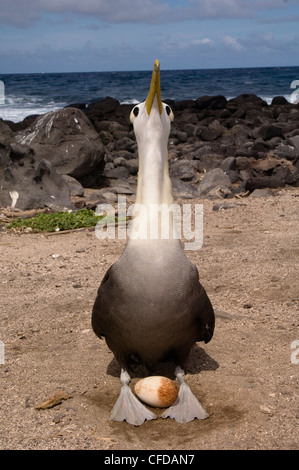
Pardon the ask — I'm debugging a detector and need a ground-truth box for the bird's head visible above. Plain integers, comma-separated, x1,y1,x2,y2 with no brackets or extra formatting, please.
130,60,174,150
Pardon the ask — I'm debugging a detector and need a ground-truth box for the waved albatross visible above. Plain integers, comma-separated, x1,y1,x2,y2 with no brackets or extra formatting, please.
92,60,215,425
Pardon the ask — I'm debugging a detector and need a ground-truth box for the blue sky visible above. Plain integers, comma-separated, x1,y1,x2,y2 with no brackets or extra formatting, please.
1,0,299,73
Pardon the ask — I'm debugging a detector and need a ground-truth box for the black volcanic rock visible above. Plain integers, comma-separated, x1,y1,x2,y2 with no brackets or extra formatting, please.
0,148,73,211
228,94,268,109
253,124,283,141
15,107,105,179
4,115,40,132
245,157,299,190
198,168,232,198
0,119,14,146
85,97,120,126
0,122,72,211
196,126,221,142
271,96,289,105
195,95,227,110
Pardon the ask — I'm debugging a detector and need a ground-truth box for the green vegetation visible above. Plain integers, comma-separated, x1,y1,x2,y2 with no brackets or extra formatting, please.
6,209,108,232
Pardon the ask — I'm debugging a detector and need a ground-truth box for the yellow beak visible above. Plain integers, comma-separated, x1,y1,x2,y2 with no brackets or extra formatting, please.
145,59,163,115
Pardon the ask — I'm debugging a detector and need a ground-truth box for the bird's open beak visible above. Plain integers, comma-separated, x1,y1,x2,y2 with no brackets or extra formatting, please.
145,59,163,116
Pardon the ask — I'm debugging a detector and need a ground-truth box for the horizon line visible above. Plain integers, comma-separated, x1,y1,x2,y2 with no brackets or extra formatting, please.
1,64,299,76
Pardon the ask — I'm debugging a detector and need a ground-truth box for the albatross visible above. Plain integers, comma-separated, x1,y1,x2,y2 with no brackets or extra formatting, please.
92,60,215,425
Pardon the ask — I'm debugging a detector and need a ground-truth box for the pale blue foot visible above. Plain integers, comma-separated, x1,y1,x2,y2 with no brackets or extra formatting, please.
110,369,157,426
162,366,209,423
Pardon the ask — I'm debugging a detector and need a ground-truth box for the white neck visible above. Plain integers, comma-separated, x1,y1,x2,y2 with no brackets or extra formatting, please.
127,97,178,243
135,98,172,208
135,142,172,208
129,132,176,242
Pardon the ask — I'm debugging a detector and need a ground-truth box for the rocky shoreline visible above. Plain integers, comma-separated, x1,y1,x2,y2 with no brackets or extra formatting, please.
1,93,299,211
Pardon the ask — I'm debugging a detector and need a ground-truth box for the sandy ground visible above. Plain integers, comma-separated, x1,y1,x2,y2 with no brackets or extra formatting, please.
0,187,298,450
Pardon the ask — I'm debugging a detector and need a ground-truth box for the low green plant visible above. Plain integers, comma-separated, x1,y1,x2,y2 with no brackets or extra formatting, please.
6,209,106,232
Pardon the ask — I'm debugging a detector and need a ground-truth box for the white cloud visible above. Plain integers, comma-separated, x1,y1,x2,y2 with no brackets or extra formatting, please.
156,35,214,55
223,35,244,51
191,38,214,46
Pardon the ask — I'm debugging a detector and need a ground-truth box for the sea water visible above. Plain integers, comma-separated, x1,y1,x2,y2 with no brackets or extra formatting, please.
1,66,299,123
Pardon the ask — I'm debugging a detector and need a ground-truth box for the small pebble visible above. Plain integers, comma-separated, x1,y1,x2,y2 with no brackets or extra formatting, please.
260,405,272,415
243,303,253,309
53,412,65,424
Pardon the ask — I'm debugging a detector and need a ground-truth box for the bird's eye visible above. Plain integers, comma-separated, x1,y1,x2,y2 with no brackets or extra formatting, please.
165,104,174,122
133,106,139,117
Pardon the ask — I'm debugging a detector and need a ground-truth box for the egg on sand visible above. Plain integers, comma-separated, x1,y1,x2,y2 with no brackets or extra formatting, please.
134,376,178,408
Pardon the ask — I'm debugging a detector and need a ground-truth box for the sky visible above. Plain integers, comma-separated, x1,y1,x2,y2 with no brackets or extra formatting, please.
1,0,299,73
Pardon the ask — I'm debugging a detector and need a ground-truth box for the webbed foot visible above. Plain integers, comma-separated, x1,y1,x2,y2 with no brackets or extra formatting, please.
161,366,209,423
110,369,157,426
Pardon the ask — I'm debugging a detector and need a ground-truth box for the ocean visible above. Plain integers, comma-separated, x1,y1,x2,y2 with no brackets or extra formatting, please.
1,66,299,123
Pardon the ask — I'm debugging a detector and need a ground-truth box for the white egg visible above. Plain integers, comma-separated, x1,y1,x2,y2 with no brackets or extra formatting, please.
134,376,178,408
